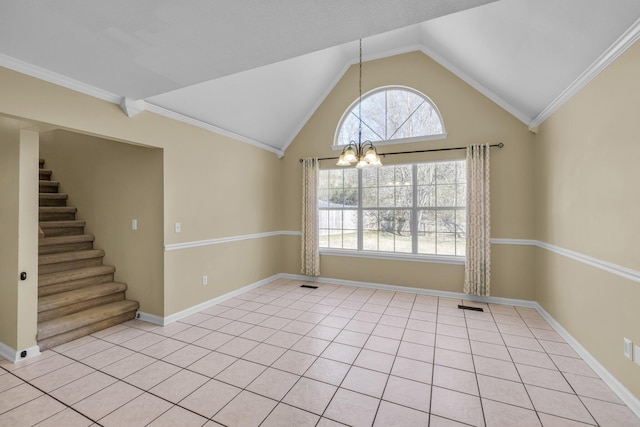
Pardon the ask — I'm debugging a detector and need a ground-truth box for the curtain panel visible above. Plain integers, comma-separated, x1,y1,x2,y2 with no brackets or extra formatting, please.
301,158,320,276
464,144,491,296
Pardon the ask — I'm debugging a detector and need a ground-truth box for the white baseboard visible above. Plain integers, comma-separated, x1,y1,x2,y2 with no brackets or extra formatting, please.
135,274,282,326
535,304,640,419
0,341,41,364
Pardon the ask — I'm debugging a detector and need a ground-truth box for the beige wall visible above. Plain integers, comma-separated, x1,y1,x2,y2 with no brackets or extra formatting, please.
0,118,39,352
0,66,283,320
535,40,640,398
39,130,164,316
282,51,536,299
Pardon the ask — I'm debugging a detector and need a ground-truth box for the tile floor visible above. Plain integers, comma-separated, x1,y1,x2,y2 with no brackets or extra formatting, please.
1,278,639,426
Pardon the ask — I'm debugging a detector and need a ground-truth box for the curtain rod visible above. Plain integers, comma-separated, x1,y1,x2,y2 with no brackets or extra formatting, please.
298,143,504,163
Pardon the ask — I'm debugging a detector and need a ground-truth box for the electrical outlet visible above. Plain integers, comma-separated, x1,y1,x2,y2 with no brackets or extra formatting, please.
624,338,633,360
635,345,640,366
202,275,208,286
175,223,181,233
132,219,137,230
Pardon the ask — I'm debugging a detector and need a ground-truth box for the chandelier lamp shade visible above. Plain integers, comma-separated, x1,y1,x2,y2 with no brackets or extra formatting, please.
337,39,383,169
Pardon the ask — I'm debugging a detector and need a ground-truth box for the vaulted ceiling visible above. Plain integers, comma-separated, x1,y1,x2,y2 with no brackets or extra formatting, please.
1,1,639,156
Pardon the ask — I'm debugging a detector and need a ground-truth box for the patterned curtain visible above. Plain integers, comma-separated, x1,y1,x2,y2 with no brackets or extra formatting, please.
301,158,320,276
464,144,491,296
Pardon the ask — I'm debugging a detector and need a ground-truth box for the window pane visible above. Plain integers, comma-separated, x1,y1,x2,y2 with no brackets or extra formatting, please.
417,163,435,185
437,233,456,255
319,170,329,188
363,210,379,251
417,185,435,207
378,186,395,208
362,168,378,187
436,184,456,207
418,232,436,254
362,187,377,208
329,231,343,248
395,186,412,208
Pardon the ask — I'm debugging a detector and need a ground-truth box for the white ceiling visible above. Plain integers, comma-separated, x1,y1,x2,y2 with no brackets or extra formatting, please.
1,0,639,155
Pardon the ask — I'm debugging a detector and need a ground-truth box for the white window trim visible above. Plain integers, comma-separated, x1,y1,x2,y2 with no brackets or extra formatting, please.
320,248,465,265
333,85,447,149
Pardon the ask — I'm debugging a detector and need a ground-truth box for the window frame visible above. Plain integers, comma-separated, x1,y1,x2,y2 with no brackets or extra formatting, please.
333,85,448,151
318,159,466,265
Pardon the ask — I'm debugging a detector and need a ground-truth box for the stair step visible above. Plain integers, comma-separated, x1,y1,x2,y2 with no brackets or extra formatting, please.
39,180,60,193
39,159,45,168
39,169,52,180
37,300,139,350
39,249,104,274
39,220,85,237
39,206,77,221
39,193,68,207
38,282,128,322
39,234,94,255
39,265,116,295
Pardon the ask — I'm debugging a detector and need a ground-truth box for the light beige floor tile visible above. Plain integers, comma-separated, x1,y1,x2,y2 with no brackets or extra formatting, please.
516,363,573,393
408,311,438,322
437,314,467,327
473,355,520,382
212,390,277,427
403,329,436,346
162,344,211,368
61,340,113,360
101,353,156,379
382,375,430,412
564,372,623,404
353,310,383,323
468,328,503,345
271,349,317,375
53,335,99,352
331,307,358,319
373,400,430,427
502,334,544,352
73,381,142,420
120,331,166,351
537,412,598,426
429,414,474,426
217,321,254,336
470,340,511,361
179,313,213,325
344,319,376,335
433,365,479,395
124,360,181,390
530,328,565,342
146,404,209,427
431,386,484,427
372,324,404,340
30,361,94,392
354,349,395,373
99,392,172,427
187,351,237,377
539,340,581,358
191,331,234,351
0,394,65,426
341,366,388,398
246,367,299,400
549,354,598,378
437,323,469,339
0,372,23,393
321,342,361,364
240,325,277,342
482,398,542,427
436,335,471,353
364,336,400,355
324,388,380,427
216,336,259,357
384,306,410,318
101,327,146,344
0,382,42,413
152,322,191,337
497,323,534,338
307,325,343,340
397,341,434,363
466,318,499,333
149,369,209,403
261,403,319,427
580,396,640,427
123,319,159,332
282,377,337,415
81,345,134,369
238,312,270,325
526,384,595,424
509,348,556,369
50,371,117,405
478,374,533,409
333,330,369,348
260,315,291,329
295,311,327,324
291,336,331,356
35,407,94,427
12,354,75,381
391,356,433,384
170,326,212,343
179,379,240,418
215,359,266,388
241,343,286,366
304,357,351,386
264,330,304,348
493,314,526,326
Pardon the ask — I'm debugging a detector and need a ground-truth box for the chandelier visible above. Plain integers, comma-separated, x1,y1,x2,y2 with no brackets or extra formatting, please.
337,39,383,168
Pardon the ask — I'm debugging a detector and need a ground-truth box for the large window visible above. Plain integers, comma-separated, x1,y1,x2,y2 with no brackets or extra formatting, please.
335,86,446,148
319,160,466,258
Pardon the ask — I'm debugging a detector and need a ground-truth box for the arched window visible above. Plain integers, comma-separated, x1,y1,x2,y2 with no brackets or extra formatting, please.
334,86,446,148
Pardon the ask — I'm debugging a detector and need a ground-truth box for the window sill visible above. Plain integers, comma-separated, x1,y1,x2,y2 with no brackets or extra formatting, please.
319,249,465,265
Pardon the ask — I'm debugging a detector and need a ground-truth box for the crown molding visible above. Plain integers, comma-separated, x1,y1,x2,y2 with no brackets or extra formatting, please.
0,53,284,158
530,17,640,128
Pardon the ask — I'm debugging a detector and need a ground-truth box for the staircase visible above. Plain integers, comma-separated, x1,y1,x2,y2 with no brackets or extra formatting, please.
37,159,139,350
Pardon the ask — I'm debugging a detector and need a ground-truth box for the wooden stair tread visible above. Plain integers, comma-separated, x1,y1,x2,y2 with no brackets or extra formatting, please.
39,234,94,247
39,282,127,313
37,300,139,340
39,265,115,286
39,220,85,228
39,249,104,266
39,193,68,199
39,206,77,214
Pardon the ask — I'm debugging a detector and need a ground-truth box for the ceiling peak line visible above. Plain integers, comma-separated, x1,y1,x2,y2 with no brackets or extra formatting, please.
530,16,640,128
